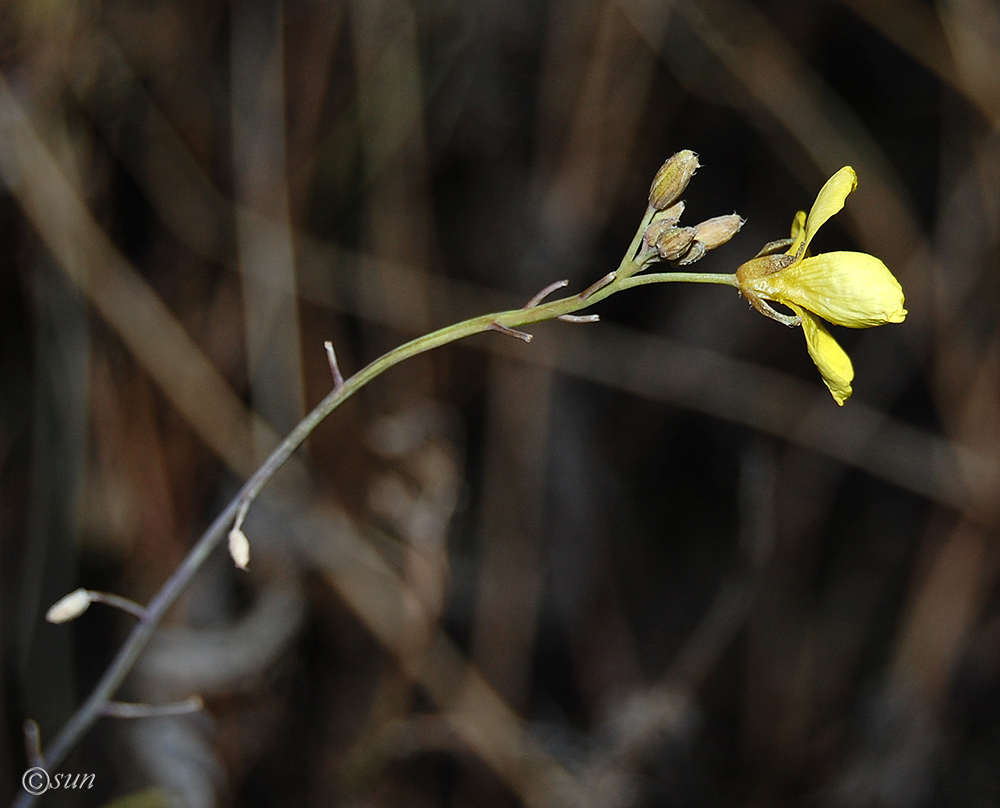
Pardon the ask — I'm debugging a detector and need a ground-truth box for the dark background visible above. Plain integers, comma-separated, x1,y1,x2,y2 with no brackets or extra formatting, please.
2,0,998,805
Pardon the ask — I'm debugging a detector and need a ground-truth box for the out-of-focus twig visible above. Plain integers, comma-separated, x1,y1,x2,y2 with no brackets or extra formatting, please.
0,72,276,481
231,0,306,459
291,503,588,808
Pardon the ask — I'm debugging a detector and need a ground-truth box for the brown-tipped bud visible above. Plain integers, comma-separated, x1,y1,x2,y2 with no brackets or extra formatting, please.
692,213,745,250
648,150,699,210
654,225,696,260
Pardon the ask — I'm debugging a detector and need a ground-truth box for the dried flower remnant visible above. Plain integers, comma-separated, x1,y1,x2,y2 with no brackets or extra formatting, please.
46,589,93,623
228,527,251,570
736,166,907,404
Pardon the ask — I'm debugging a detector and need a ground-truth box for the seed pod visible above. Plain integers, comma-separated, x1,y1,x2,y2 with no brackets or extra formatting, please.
648,150,699,210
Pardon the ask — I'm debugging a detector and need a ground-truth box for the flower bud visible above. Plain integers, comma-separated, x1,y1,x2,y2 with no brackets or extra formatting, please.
649,200,686,229
676,240,707,265
692,213,744,250
654,225,696,260
648,150,699,210
46,588,93,623
643,218,672,251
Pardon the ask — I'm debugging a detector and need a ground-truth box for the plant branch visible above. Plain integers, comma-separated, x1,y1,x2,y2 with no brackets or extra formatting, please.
18,206,740,806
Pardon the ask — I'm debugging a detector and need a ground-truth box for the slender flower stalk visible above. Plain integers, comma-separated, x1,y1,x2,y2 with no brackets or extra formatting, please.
26,153,742,802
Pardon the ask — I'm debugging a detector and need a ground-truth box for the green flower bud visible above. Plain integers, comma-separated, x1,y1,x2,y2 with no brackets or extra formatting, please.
648,150,699,210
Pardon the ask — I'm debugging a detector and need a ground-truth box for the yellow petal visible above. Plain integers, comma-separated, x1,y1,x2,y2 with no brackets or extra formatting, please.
801,166,857,253
792,305,854,405
775,251,907,327
788,210,807,256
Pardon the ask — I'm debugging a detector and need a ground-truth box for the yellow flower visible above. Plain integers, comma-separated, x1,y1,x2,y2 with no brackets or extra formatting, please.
735,166,907,405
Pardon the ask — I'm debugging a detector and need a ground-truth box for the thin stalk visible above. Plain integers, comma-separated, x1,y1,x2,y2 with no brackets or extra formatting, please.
17,212,740,807
618,271,739,290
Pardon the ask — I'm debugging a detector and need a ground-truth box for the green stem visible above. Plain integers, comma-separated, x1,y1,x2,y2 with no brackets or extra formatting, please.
618,271,739,290
614,205,658,281
21,208,741,803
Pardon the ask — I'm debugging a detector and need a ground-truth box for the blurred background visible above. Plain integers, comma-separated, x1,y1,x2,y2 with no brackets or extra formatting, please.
1,0,999,805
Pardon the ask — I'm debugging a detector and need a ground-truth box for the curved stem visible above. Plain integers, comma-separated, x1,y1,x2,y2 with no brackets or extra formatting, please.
18,209,732,805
